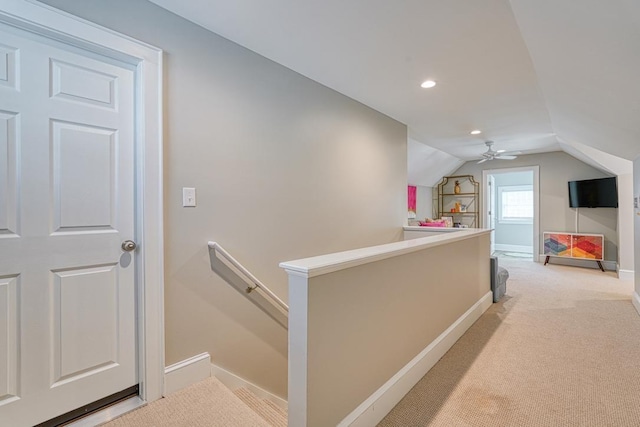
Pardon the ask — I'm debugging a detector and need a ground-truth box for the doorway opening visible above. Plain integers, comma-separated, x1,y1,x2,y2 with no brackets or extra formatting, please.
483,166,540,261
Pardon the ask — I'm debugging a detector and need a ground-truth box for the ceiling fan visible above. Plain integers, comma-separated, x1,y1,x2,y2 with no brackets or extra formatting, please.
477,141,518,163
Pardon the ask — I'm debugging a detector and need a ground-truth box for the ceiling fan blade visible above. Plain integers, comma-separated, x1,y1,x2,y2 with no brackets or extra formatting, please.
477,158,489,164
495,155,517,160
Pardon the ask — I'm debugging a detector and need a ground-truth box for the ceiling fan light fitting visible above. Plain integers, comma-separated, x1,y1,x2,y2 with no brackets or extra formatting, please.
478,141,517,162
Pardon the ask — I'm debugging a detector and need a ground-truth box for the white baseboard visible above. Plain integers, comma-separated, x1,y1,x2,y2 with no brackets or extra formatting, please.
633,292,640,316
618,269,635,281
338,291,494,427
211,364,287,410
494,244,532,253
537,255,617,272
164,352,211,396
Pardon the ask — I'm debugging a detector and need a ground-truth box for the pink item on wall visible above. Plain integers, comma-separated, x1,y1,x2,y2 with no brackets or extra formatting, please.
408,185,417,214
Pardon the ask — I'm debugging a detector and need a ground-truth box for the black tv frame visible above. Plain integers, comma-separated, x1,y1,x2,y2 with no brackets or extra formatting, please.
568,177,618,208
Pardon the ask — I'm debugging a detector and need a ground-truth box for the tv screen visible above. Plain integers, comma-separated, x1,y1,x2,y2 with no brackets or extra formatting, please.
568,177,618,208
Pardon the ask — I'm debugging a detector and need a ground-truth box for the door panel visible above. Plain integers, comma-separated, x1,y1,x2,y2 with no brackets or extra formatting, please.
52,121,117,231
0,23,137,427
0,43,18,89
52,264,119,386
0,275,19,405
0,112,18,236
50,59,117,108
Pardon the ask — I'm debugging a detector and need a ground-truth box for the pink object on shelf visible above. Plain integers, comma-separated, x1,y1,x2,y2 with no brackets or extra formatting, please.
419,221,445,227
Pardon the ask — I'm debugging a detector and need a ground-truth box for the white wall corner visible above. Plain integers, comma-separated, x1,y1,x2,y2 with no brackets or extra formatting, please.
337,291,493,427
633,292,640,316
617,269,635,281
164,353,211,396
211,364,287,410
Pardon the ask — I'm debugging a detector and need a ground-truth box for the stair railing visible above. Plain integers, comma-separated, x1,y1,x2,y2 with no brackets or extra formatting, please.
208,241,288,329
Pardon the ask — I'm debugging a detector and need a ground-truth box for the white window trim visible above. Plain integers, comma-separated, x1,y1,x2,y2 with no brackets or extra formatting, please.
498,184,533,224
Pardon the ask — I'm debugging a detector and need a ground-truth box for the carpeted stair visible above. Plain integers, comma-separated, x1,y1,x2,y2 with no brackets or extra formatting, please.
233,387,288,427
101,376,286,427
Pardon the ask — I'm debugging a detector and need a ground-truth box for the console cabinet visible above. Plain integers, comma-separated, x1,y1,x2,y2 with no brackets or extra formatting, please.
543,231,605,271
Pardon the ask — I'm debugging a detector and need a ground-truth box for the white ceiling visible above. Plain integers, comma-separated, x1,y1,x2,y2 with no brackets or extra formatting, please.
150,0,640,171
407,140,464,187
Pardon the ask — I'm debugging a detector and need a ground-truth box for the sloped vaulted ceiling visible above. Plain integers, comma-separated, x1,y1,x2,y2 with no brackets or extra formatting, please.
510,0,640,160
149,0,640,163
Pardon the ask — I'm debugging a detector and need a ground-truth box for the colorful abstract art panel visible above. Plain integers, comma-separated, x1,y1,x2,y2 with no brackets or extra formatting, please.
572,235,603,259
544,233,571,257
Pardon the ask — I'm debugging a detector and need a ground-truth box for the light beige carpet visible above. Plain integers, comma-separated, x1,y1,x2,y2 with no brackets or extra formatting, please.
102,376,270,427
233,388,287,427
379,259,640,426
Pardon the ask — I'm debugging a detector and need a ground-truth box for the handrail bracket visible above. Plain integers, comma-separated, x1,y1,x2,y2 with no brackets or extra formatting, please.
208,241,288,329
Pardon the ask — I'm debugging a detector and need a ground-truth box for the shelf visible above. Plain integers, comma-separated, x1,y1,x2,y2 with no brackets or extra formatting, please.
437,174,480,227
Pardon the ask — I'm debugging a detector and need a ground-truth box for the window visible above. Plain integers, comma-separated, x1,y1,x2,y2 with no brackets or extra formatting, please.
498,185,533,223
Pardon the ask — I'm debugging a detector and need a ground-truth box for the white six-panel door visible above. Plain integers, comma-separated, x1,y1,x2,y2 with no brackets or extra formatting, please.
0,22,137,426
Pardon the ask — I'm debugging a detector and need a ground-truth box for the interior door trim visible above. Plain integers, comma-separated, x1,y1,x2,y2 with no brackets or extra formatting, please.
482,165,540,260
0,0,165,403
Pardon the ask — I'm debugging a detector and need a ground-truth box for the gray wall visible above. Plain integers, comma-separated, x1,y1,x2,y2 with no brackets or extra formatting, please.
453,152,618,261
40,0,408,397
415,185,434,220
493,171,533,249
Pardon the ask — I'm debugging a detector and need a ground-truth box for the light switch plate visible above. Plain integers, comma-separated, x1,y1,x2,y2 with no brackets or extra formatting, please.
183,187,196,207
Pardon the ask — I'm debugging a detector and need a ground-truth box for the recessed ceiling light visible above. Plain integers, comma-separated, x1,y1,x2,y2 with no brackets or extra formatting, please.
420,80,436,89
470,130,482,135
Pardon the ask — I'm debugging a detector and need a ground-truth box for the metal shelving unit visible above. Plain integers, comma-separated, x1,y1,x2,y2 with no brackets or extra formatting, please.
437,175,480,227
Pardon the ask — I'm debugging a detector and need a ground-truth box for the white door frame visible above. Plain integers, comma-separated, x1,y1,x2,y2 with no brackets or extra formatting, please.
488,174,496,252
0,0,165,402
482,166,540,260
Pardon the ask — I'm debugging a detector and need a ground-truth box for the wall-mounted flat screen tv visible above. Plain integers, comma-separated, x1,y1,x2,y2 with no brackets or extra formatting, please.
568,177,618,208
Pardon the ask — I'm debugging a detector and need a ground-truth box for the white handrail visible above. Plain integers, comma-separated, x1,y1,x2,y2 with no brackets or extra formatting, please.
208,241,289,313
